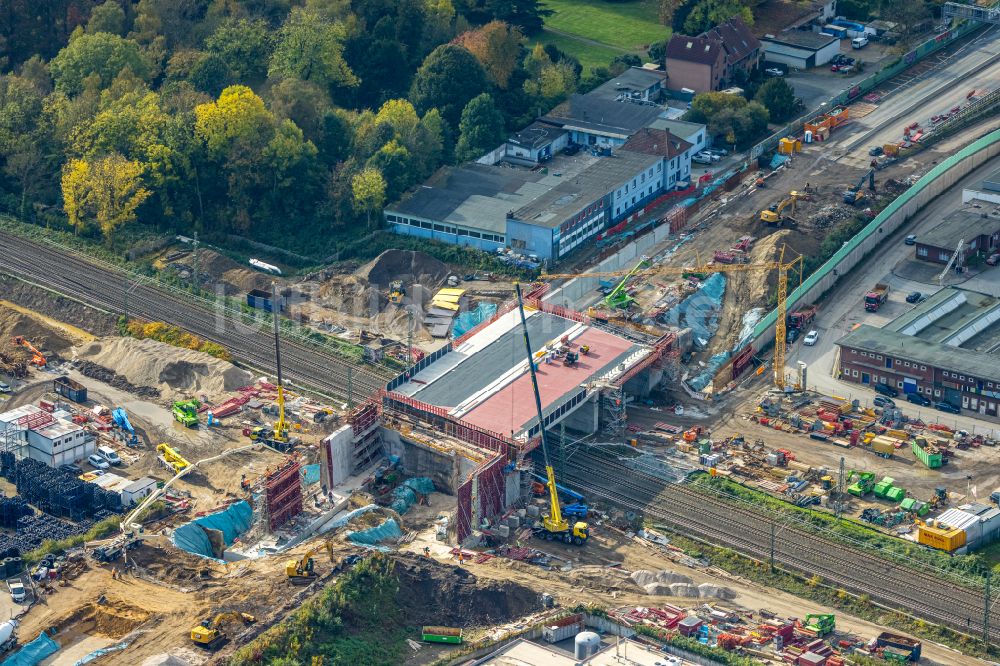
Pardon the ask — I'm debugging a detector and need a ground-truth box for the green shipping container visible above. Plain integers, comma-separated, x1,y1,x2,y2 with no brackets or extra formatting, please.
885,487,905,502
911,439,942,468
422,627,463,644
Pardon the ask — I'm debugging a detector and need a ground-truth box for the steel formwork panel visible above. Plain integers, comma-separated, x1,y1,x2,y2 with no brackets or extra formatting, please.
265,458,303,531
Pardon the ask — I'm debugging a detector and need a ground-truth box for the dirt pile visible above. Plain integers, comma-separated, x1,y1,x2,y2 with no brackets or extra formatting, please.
393,554,540,627
811,204,855,230
0,277,117,337
567,566,643,594
196,249,276,294
76,337,251,398
63,600,151,639
0,303,76,355
356,249,450,287
130,542,225,585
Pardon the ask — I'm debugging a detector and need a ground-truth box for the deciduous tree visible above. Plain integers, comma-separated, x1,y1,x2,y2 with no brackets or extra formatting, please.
268,8,359,90
754,77,798,122
455,93,504,162
351,166,386,228
205,18,272,84
49,30,151,94
454,21,522,89
410,44,489,127
60,153,151,242
87,1,127,36
683,0,753,34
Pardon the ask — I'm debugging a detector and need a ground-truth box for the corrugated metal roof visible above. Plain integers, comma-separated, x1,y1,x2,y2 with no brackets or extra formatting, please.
935,508,981,532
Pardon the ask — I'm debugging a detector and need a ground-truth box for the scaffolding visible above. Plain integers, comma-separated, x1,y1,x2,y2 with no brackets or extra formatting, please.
602,384,627,442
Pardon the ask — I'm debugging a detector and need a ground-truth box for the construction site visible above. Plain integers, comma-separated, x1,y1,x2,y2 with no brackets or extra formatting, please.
0,59,998,666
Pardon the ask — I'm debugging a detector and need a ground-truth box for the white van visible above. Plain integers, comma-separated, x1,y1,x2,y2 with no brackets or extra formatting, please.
97,445,122,466
852,36,869,49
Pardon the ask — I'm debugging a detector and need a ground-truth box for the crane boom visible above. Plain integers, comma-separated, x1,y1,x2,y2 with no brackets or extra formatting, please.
514,283,565,531
271,281,288,442
603,257,648,309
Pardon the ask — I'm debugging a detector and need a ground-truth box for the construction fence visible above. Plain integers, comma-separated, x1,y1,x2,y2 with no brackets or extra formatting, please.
748,128,1000,355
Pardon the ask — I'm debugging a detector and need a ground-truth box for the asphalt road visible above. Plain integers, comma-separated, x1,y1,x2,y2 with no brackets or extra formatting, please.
786,155,1000,438
0,232,391,403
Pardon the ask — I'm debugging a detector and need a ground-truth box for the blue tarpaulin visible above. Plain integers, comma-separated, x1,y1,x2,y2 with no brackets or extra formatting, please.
770,154,790,169
172,500,253,560
301,464,320,485
347,518,402,546
662,273,725,349
452,303,497,339
1,632,59,666
389,477,435,514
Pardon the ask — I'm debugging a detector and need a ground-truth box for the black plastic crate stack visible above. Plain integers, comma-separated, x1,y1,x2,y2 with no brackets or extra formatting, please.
13,459,123,519
0,497,32,529
0,452,16,480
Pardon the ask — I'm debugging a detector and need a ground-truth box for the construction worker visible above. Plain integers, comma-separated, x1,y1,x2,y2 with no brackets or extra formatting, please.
111,567,118,580
423,546,431,558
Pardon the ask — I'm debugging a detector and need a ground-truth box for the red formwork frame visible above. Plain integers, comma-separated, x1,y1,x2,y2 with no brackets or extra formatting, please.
265,457,303,531
613,332,678,387
456,452,508,543
381,391,514,456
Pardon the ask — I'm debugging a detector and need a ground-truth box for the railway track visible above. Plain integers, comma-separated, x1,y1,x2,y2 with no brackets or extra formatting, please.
559,447,999,643
0,232,390,401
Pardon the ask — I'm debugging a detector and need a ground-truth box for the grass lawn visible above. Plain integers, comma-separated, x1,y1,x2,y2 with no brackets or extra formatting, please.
540,0,667,51
533,29,627,72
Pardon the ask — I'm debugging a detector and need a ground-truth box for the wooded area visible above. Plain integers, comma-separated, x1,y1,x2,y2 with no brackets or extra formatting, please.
0,0,610,258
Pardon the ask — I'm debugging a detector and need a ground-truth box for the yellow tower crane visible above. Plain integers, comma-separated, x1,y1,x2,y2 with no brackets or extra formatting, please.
535,245,803,389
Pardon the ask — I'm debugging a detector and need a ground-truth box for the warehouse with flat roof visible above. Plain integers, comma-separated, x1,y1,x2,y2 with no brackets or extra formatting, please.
836,287,1000,418
913,202,1000,265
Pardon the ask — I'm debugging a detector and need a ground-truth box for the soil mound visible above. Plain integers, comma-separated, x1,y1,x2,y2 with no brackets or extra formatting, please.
197,249,275,294
76,337,251,398
357,250,449,288
0,305,76,357
63,600,151,639
393,554,540,627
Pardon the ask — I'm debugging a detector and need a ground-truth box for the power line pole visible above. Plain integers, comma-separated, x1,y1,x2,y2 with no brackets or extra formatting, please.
836,456,846,519
407,308,413,366
984,568,992,646
770,520,776,573
192,231,200,293
347,367,353,410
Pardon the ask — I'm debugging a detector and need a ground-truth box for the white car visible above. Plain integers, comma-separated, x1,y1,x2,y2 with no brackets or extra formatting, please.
704,147,728,157
696,151,720,163
803,330,819,346
97,445,122,466
8,580,25,603
765,67,784,77
0,382,10,393
88,453,110,470
692,153,713,165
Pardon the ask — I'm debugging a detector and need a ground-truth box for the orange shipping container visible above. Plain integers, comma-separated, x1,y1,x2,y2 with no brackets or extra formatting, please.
918,525,965,551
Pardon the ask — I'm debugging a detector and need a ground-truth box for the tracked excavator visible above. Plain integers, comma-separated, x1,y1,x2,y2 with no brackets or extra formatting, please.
190,611,256,649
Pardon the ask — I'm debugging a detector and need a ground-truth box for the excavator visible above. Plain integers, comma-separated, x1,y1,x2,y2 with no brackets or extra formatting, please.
11,336,45,367
388,280,405,305
248,282,296,451
759,192,803,227
602,257,649,310
190,611,256,649
842,167,875,205
286,541,336,584
514,283,589,546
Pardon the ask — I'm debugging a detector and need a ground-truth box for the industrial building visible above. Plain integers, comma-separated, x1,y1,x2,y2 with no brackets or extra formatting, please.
88,472,157,506
913,201,1000,265
963,167,1000,204
387,143,691,262
0,404,94,467
760,31,841,69
918,502,1000,552
836,287,1000,417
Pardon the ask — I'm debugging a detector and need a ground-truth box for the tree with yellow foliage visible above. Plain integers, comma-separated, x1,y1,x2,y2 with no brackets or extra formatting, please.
351,167,386,229
61,153,150,244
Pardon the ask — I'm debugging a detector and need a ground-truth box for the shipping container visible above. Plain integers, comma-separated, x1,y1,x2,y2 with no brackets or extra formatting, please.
542,622,582,643
911,437,943,468
876,631,921,661
918,524,966,551
53,377,87,403
246,288,286,313
871,436,895,456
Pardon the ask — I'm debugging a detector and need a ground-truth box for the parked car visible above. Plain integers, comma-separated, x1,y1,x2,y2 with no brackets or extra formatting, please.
852,36,869,49
869,146,884,157
873,396,895,409
88,453,110,470
97,445,122,466
0,381,10,393
692,153,713,165
61,463,84,476
874,382,899,397
906,291,922,303
907,392,932,406
786,327,801,344
935,401,961,414
8,580,25,603
696,151,720,163
562,143,580,156
765,67,784,77
904,234,917,245
987,253,1000,266
803,330,819,346
704,147,728,157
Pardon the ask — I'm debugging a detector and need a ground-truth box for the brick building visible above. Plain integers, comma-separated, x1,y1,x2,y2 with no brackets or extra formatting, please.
914,202,1000,266
835,288,1000,418
663,17,761,93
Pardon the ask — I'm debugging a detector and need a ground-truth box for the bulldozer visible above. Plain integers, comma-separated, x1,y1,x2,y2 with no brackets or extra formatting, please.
190,611,256,649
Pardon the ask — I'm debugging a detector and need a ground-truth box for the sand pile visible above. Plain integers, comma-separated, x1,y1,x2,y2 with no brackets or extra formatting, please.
197,250,275,294
356,249,449,287
62,600,151,639
0,305,76,354
76,338,251,397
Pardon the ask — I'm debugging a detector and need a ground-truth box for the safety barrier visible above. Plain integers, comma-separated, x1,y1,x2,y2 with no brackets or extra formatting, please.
748,127,1000,353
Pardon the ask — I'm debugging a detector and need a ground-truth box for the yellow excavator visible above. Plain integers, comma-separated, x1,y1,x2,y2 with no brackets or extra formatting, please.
759,191,803,227
514,284,589,546
249,282,293,449
190,611,256,649
389,280,405,304
285,541,334,584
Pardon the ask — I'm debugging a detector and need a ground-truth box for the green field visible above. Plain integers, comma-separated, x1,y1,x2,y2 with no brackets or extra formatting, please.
534,0,668,72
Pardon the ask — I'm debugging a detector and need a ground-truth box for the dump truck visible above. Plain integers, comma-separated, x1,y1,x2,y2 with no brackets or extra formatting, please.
787,304,818,330
864,283,890,312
